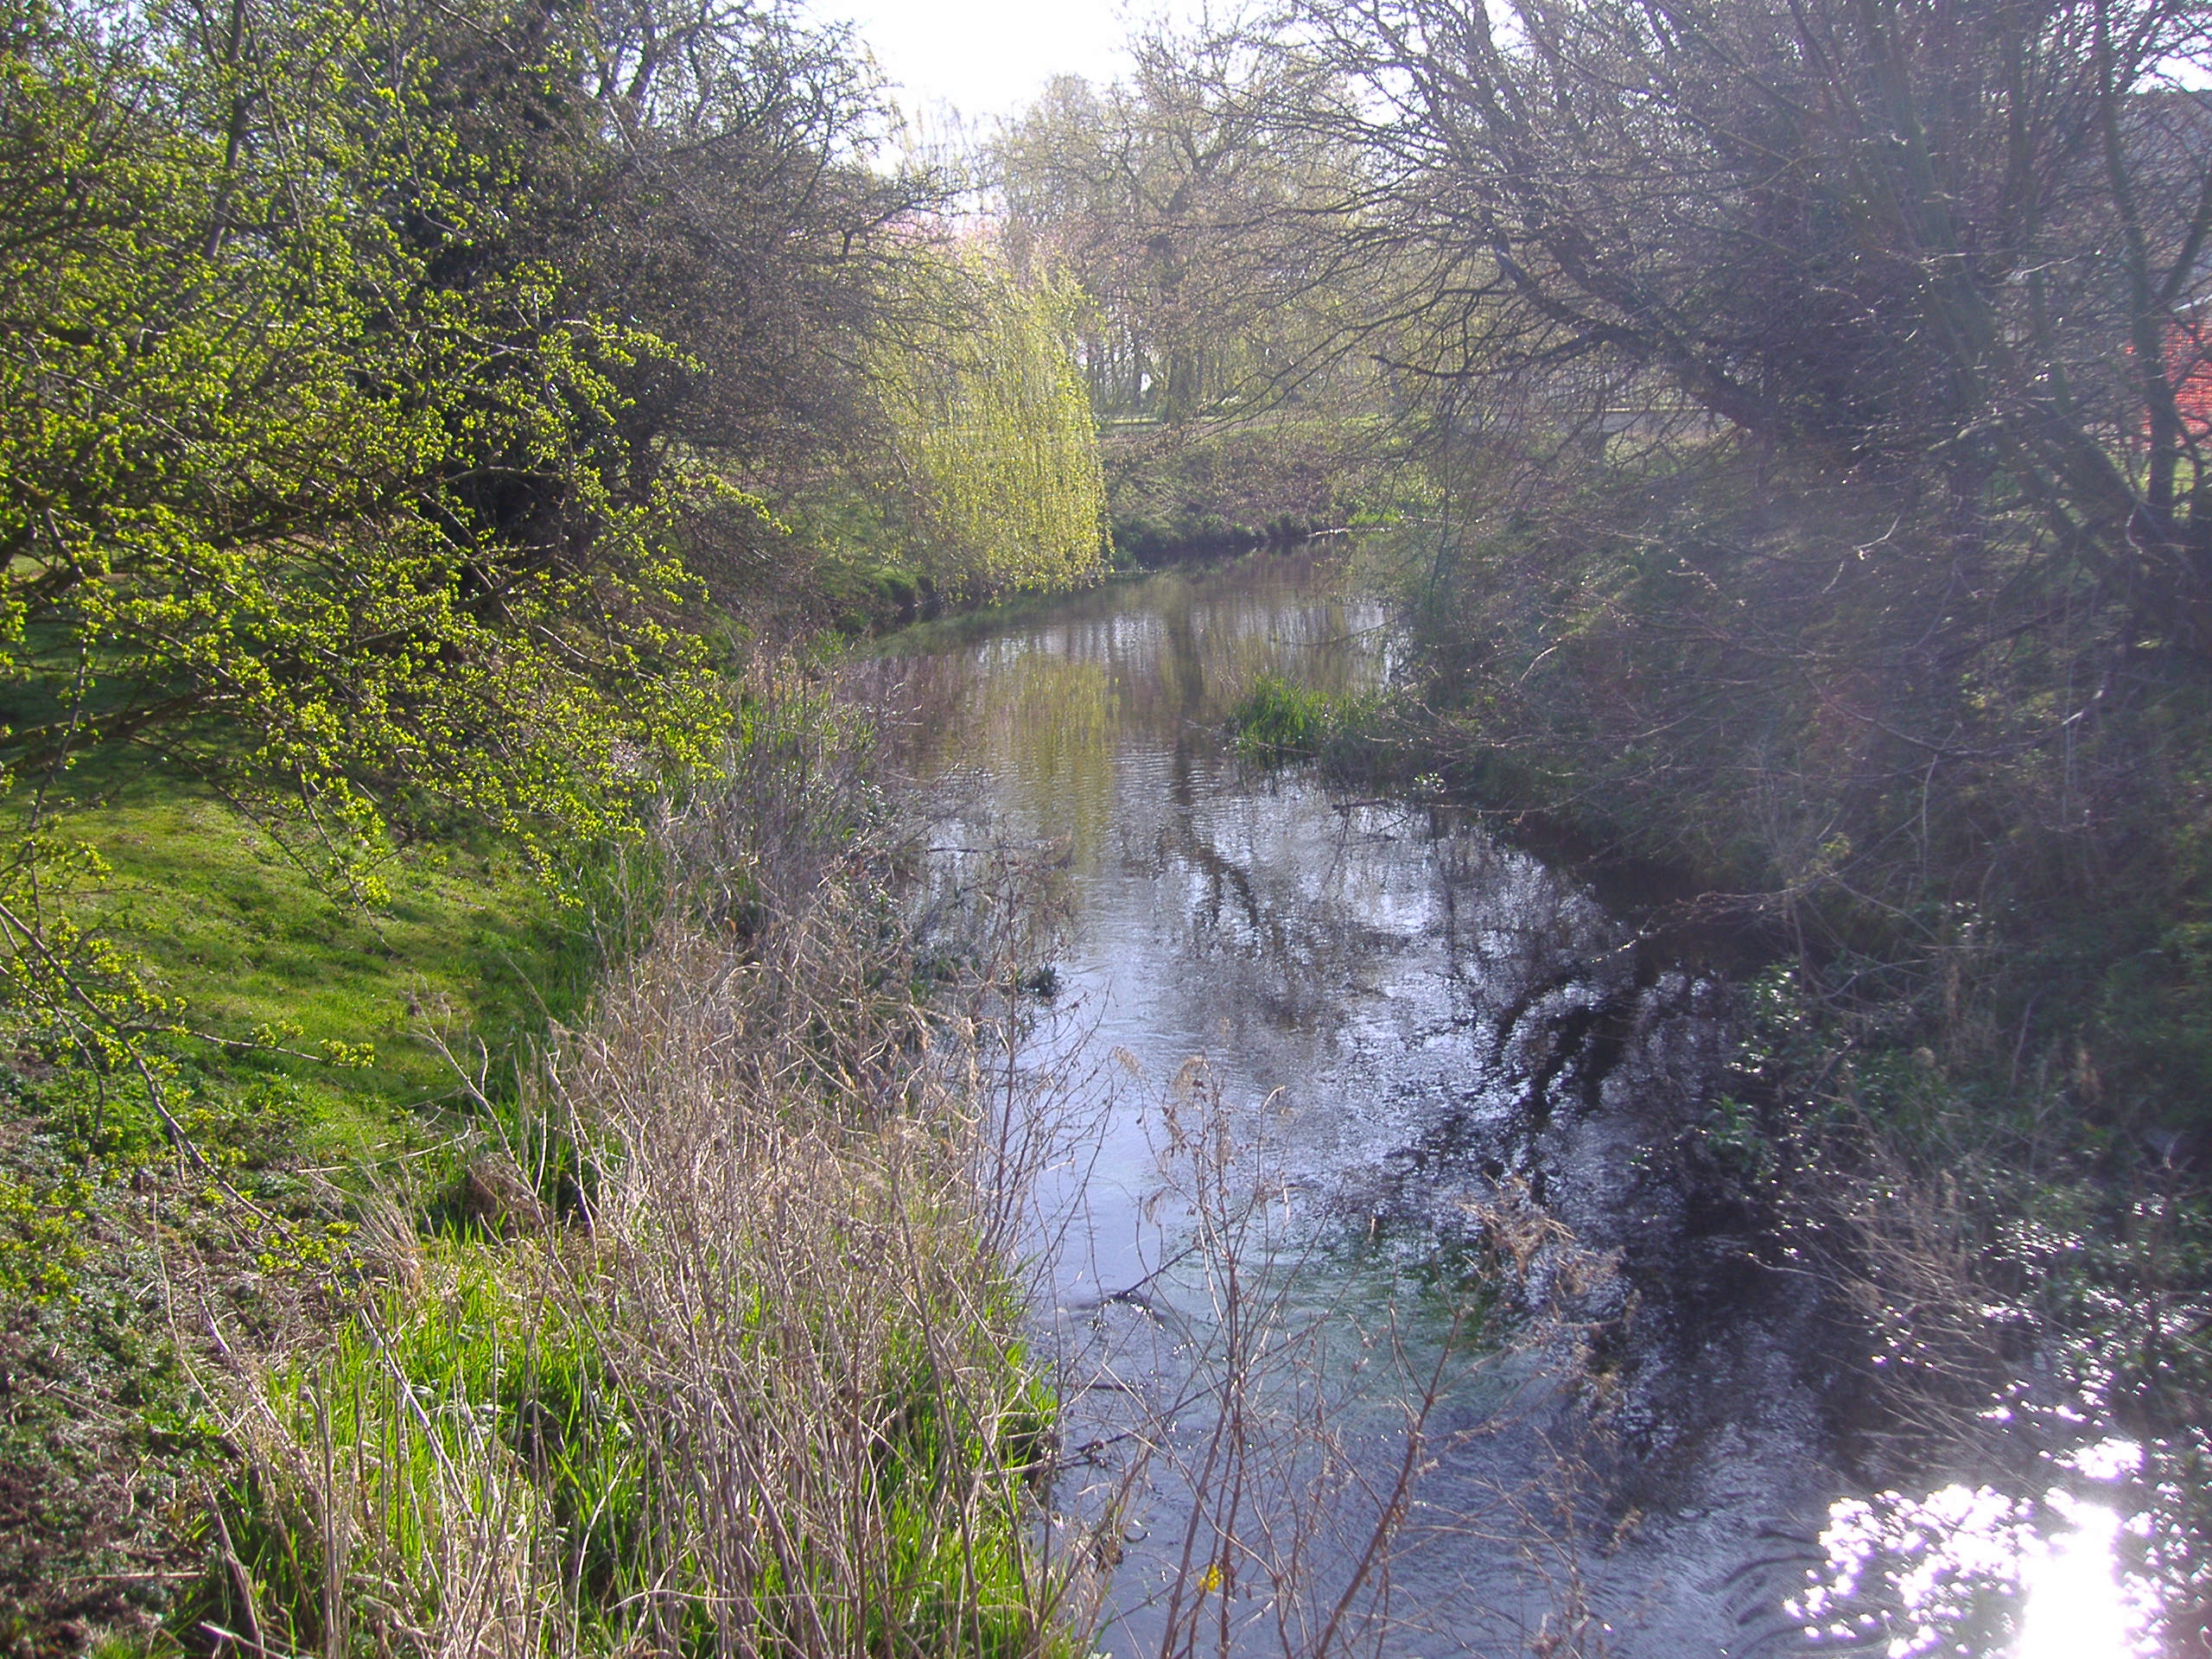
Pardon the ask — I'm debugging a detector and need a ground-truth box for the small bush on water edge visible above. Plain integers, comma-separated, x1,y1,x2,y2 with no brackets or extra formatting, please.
1228,675,1378,764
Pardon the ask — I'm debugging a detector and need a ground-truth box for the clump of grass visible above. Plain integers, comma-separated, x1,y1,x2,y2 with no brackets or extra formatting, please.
219,1264,569,1656
1228,674,1376,763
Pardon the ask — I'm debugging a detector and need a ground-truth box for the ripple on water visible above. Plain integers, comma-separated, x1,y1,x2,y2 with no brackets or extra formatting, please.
1788,1440,2160,1657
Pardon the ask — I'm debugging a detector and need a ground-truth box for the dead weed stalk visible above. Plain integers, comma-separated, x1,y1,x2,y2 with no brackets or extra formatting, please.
210,664,1080,1658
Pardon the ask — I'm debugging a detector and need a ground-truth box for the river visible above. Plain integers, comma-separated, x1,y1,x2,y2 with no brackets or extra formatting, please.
882,549,2163,1659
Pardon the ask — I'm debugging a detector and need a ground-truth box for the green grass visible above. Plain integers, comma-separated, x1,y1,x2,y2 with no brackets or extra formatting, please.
213,1247,1058,1659
41,780,600,1152
1228,673,1376,762
0,702,1075,1656
0,770,612,1645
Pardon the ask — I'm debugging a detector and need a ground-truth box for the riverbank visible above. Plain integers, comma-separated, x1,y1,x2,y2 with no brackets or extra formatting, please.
0,776,607,1648
1294,517,2212,1650
0,664,1078,1656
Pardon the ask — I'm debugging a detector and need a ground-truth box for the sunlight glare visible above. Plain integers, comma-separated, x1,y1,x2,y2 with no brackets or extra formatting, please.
2013,1491,2158,1659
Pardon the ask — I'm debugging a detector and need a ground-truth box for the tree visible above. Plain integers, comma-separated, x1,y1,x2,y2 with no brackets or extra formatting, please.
994,35,1361,422
0,0,916,1099
0,0,727,872
871,245,1109,599
1298,0,2212,655
1249,0,2212,1122
365,0,934,600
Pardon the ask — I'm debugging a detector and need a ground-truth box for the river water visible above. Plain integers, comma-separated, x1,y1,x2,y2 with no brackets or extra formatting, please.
884,550,2164,1659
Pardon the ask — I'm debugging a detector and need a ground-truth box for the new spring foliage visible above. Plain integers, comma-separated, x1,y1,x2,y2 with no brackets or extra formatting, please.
0,2,735,874
877,249,1108,599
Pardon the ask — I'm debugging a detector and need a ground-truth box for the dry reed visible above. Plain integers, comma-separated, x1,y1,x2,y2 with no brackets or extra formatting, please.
210,664,1077,1658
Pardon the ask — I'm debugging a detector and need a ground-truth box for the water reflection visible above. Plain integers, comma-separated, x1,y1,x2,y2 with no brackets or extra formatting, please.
1788,1441,2159,1657
982,652,1120,868
884,551,2171,1658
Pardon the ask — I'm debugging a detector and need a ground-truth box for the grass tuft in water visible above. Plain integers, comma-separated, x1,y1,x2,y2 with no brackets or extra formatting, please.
1228,674,1377,763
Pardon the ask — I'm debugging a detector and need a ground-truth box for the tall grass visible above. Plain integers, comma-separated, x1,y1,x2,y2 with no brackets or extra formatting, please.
207,664,1076,1658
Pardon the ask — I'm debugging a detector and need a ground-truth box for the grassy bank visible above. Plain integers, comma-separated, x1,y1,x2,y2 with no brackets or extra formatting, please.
0,670,1075,1657
211,678,1067,1656
0,770,609,1650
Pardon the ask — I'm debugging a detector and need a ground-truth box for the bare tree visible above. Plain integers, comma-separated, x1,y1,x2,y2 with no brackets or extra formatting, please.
1296,0,2212,654
993,34,1366,423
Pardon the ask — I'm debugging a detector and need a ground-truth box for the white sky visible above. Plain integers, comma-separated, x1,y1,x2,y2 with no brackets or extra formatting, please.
811,0,1152,125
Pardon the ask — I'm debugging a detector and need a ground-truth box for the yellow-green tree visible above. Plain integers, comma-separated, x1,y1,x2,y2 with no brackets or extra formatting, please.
875,248,1108,600
0,0,735,1109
